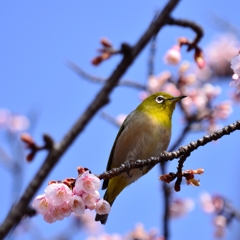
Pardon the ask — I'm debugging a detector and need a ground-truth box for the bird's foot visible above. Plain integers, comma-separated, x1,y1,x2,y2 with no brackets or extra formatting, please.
125,159,136,178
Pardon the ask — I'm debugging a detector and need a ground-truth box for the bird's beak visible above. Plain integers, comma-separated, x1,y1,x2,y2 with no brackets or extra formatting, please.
168,95,186,103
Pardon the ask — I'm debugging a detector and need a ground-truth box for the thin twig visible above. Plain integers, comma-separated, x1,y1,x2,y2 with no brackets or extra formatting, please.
68,61,147,90
100,112,121,128
160,164,171,240
0,0,181,238
167,17,204,50
148,33,157,77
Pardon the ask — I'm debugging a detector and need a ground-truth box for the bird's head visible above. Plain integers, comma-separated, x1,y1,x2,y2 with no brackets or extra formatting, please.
137,92,186,117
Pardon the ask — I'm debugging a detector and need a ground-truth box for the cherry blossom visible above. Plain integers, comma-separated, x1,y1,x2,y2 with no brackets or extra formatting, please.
69,195,85,215
230,73,240,93
213,101,233,120
147,71,171,93
169,198,194,218
205,34,240,77
44,183,72,206
231,54,240,76
32,194,51,215
164,45,181,65
43,212,56,224
75,171,101,194
0,109,29,132
82,191,100,210
32,171,110,223
95,199,111,215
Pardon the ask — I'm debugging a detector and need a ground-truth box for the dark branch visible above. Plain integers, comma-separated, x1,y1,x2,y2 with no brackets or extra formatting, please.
148,31,157,77
167,17,204,50
97,120,240,180
0,0,181,238
68,61,147,90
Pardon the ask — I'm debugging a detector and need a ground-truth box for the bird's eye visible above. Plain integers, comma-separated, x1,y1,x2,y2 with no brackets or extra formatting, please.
155,95,164,103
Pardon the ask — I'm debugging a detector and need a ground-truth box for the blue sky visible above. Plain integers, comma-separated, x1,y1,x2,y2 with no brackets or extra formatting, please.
0,1,240,240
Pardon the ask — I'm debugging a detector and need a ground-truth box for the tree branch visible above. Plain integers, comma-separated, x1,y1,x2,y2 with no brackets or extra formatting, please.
68,61,147,90
167,17,204,50
97,120,240,180
0,0,181,238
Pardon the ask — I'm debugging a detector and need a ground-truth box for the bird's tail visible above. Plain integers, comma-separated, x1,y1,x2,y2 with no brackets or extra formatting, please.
95,176,128,224
95,213,109,224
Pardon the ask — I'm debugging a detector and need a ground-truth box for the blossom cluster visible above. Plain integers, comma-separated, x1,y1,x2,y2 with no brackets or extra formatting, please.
142,61,233,133
86,223,164,240
32,171,111,223
200,192,236,238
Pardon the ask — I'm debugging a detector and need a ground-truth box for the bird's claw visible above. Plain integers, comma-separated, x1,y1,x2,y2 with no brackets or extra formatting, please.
125,159,135,178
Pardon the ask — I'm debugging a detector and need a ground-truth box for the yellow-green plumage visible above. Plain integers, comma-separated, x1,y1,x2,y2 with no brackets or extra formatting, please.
95,92,185,224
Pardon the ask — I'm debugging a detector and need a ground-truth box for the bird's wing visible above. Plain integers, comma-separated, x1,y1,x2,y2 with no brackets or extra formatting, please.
101,112,133,190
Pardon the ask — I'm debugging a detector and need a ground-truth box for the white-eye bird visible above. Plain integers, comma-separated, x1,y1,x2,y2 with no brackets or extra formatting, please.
95,92,185,224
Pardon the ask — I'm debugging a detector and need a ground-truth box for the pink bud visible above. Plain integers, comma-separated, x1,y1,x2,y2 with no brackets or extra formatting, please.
164,45,181,65
195,56,205,69
95,199,111,215
75,171,101,194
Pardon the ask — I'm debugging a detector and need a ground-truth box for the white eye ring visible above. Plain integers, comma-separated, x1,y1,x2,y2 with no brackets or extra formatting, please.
155,95,164,103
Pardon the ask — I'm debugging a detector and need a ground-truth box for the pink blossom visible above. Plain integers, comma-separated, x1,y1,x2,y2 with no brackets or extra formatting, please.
207,121,222,133
213,101,233,119
32,194,51,215
0,109,29,132
43,212,56,223
200,192,216,213
214,216,226,238
179,61,190,73
230,75,240,93
181,73,197,85
202,83,221,101
231,54,240,76
86,234,122,240
147,75,161,93
51,205,65,221
69,195,85,215
161,83,181,97
147,71,171,93
8,115,30,132
73,187,84,196
204,34,240,77
138,91,149,101
164,45,181,65
185,89,207,111
75,171,101,194
200,192,224,214
82,191,100,210
44,183,72,206
231,91,240,103
169,198,194,218
58,202,72,217
49,202,71,221
95,199,111,215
